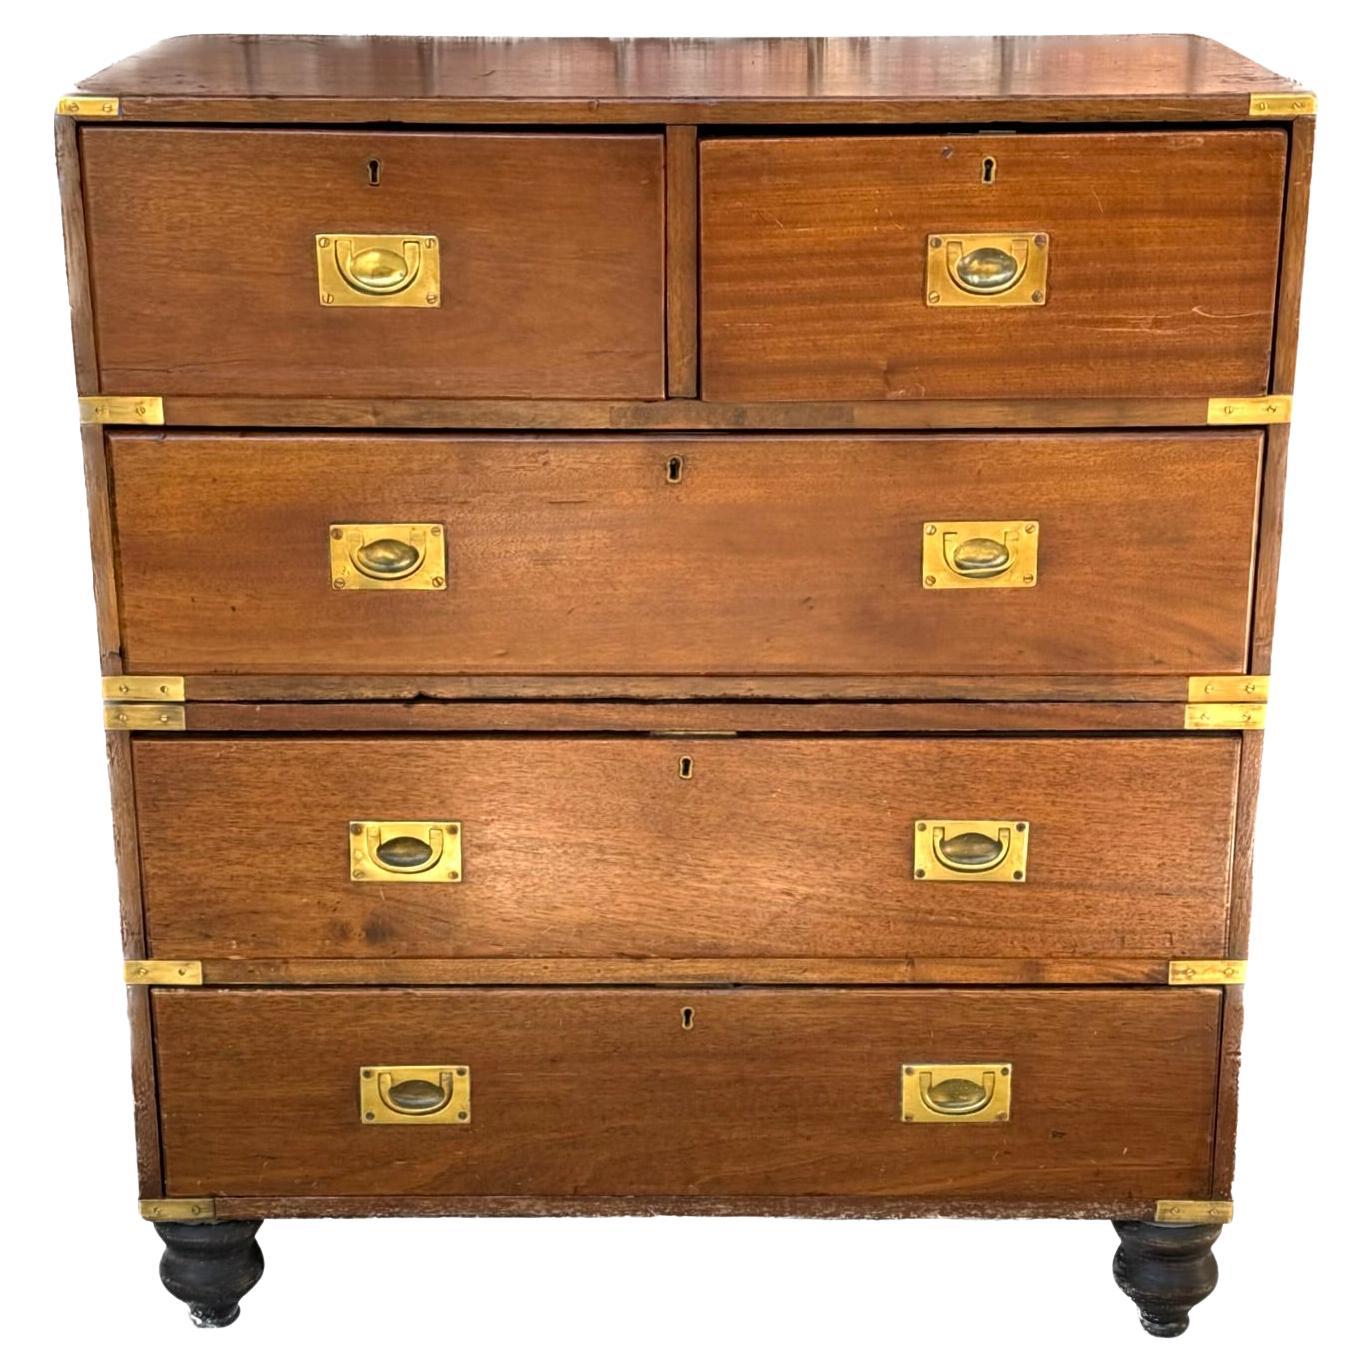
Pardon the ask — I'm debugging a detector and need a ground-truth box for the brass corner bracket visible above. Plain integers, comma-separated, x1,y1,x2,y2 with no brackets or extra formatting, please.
139,1198,217,1222
1168,960,1247,986
56,94,120,117
1248,91,1316,117
78,395,163,425
125,960,203,986
1206,395,1292,425
104,675,185,731
1185,677,1267,731
1154,1199,1234,1225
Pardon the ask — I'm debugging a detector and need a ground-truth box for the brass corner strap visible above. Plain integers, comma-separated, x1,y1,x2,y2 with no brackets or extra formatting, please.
78,395,163,425
1185,675,1267,731
1206,395,1292,425
140,1198,217,1222
104,675,185,732
56,94,120,117
125,960,203,985
1248,91,1316,117
1168,960,1247,986
1154,1200,1234,1225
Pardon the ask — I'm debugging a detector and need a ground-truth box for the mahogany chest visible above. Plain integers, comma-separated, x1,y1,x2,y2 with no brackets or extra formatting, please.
55,34,1314,1336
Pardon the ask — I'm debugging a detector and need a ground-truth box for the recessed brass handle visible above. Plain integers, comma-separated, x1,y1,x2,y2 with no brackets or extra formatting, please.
923,521,1038,589
926,232,1048,308
914,820,1029,883
360,1065,470,1126
350,821,463,883
316,233,440,308
336,239,422,296
902,1063,1012,1124
330,523,447,591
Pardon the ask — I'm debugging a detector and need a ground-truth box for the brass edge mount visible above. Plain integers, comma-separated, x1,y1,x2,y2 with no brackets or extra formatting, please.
1207,395,1292,425
78,395,163,425
104,675,186,732
1168,960,1247,986
1154,1200,1234,1225
139,1198,217,1222
1185,675,1267,731
1248,91,1316,117
125,960,203,986
56,94,120,117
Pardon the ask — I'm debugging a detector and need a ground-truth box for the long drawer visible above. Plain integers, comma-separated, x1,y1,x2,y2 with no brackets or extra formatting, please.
133,735,1238,960
109,430,1261,676
700,131,1286,401
81,129,665,399
154,988,1220,1200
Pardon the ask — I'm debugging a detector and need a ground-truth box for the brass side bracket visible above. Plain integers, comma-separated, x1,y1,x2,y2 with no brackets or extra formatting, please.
1185,675,1268,730
1248,92,1316,117
104,675,186,731
1168,960,1247,986
1206,396,1292,425
1154,1200,1234,1224
125,960,203,986
139,1198,217,1222
78,395,163,425
56,94,121,117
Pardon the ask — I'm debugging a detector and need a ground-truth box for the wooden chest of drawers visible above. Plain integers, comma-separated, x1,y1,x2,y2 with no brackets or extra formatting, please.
56,34,1314,1336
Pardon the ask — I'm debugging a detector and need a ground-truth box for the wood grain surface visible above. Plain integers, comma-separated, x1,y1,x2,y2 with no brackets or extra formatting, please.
132,735,1239,961
701,132,1286,401
109,431,1260,677
81,129,664,399
71,34,1303,125
153,987,1220,1200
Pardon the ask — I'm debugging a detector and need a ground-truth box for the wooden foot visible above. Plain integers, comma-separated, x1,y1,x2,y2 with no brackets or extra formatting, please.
154,1220,265,1327
1112,1220,1221,1337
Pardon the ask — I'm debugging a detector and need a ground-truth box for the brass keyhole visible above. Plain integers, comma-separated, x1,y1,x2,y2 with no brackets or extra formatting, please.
681,1007,695,1030
981,155,996,184
678,756,693,780
666,455,685,484
367,158,382,186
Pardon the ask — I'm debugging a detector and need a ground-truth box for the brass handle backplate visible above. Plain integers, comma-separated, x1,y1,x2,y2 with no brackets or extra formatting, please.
926,232,1048,307
316,233,440,307
350,821,463,883
330,523,447,591
902,1063,1012,1124
914,819,1029,883
360,1065,470,1125
923,521,1038,589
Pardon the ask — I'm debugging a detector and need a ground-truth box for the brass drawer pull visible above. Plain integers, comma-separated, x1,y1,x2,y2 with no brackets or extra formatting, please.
914,820,1029,883
926,232,1048,308
360,1065,470,1125
902,1063,1012,1124
330,523,446,591
923,521,1038,589
350,821,463,883
316,233,440,308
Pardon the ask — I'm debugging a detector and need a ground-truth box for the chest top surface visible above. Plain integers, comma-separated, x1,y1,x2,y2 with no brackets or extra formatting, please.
71,33,1303,123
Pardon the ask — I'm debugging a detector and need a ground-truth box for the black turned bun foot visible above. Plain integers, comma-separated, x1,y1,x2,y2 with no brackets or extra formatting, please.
1112,1220,1221,1337
154,1219,265,1327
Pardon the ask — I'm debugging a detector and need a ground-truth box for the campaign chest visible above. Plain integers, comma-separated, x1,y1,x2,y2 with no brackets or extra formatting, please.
54,34,1314,1335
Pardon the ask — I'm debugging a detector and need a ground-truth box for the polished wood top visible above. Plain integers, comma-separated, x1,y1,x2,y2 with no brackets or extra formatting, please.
72,34,1304,124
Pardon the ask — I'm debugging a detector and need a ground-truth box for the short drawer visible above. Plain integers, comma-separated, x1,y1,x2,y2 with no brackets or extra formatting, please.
133,735,1238,960
109,430,1260,677
81,129,664,399
153,987,1220,1200
700,131,1286,401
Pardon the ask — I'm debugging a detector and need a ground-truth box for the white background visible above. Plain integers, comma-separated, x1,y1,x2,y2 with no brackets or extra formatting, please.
3,1,1369,1364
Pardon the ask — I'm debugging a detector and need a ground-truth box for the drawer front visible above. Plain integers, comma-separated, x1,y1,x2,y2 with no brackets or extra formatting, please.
110,430,1260,676
154,988,1220,1199
700,132,1286,401
81,129,665,399
134,736,1237,960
